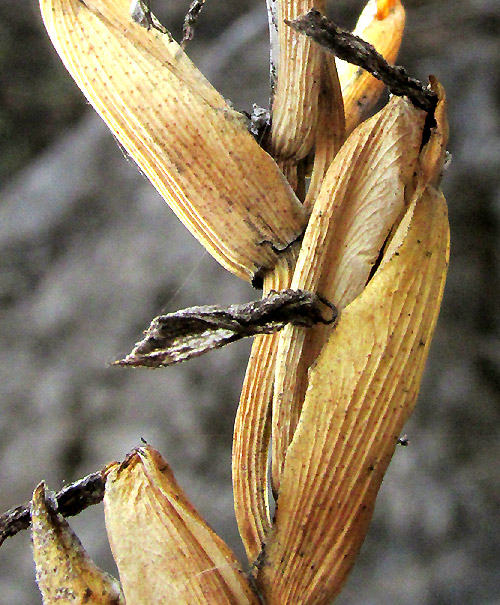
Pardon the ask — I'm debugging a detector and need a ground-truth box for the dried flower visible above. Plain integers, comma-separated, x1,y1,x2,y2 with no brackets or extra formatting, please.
30,0,450,602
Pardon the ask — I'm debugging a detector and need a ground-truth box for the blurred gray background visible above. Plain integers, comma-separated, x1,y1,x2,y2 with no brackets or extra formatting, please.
1,0,499,602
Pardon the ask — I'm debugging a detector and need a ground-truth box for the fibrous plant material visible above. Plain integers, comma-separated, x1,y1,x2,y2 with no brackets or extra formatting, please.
116,289,336,368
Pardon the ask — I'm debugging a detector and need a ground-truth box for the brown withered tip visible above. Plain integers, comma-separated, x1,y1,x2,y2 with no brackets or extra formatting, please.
115,289,338,369
0,470,107,546
181,0,207,48
287,9,437,114
130,0,169,35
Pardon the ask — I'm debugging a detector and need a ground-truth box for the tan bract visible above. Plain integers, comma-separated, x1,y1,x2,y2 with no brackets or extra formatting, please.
32,0,450,603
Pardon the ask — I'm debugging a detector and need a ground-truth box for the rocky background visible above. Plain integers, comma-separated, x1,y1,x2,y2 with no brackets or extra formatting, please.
1,0,499,603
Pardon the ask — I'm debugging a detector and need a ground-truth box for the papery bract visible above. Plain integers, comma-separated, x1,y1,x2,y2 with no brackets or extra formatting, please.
258,182,450,605
39,0,308,282
104,446,259,604
272,95,426,489
31,482,124,604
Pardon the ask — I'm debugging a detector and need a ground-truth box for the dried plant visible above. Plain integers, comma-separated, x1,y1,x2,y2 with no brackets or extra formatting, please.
7,0,450,602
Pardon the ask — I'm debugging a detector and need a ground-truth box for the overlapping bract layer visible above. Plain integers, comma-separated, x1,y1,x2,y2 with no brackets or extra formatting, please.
232,0,410,561
258,179,449,605
272,95,427,491
32,0,450,603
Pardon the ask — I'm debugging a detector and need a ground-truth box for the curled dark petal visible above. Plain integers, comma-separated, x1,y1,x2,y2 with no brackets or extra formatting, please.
181,0,206,48
116,289,337,368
